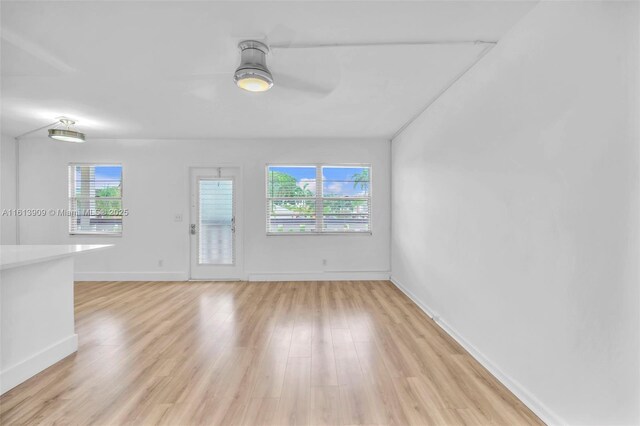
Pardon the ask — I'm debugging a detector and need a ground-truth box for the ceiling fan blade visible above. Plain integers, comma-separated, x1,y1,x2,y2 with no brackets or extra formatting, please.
276,72,334,96
269,42,341,97
188,83,218,101
266,24,297,49
1,27,76,73
169,73,229,101
170,72,229,82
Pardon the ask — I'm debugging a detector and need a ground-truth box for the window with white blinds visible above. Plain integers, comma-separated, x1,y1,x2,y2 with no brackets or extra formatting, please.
68,164,123,235
266,164,371,235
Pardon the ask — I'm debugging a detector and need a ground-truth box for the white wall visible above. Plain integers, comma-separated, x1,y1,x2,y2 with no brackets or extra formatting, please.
391,2,639,425
18,138,390,281
1,134,17,244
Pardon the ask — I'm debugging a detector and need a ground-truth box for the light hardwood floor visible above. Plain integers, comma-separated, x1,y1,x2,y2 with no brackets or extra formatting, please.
0,280,543,425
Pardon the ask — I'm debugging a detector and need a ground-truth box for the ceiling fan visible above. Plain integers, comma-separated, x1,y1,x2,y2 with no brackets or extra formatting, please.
231,40,333,96
179,40,344,102
176,38,340,101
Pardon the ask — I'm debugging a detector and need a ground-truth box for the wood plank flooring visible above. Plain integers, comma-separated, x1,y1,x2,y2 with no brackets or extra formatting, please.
0,280,543,425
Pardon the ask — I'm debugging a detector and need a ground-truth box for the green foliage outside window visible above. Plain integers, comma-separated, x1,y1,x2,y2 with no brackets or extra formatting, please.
95,186,122,216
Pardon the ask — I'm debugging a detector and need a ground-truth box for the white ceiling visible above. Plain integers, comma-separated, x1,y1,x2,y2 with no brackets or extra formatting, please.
1,1,536,140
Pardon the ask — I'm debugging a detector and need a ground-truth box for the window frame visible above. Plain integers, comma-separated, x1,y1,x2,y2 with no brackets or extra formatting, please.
68,162,124,236
265,163,372,236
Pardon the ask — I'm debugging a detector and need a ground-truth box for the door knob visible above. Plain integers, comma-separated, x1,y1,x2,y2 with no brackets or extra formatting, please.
190,224,196,235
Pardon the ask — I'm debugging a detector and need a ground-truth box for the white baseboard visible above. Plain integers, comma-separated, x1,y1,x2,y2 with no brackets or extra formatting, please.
389,276,564,426
74,271,389,281
247,271,390,282
0,334,78,395
74,271,390,282
74,271,189,281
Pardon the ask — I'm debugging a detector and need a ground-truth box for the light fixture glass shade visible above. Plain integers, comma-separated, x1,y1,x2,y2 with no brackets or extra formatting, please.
236,74,273,92
48,128,86,143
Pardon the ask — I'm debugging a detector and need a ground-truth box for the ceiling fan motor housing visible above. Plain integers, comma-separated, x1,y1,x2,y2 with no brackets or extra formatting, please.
234,40,274,91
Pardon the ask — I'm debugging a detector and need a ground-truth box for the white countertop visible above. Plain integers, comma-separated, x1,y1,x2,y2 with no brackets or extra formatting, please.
0,245,113,270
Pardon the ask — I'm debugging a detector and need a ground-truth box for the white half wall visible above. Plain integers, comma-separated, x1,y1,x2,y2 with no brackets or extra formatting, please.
391,2,639,425
17,138,390,281
1,134,17,244
1,256,78,394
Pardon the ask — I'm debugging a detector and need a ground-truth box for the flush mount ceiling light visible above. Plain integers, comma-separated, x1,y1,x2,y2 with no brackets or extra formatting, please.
48,117,85,143
234,40,273,92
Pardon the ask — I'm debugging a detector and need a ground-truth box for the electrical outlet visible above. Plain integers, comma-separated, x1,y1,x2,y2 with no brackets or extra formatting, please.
174,214,183,222
322,259,327,266
158,259,164,267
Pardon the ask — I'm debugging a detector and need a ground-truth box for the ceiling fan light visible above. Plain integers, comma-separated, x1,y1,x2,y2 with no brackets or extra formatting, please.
235,74,273,92
48,128,86,143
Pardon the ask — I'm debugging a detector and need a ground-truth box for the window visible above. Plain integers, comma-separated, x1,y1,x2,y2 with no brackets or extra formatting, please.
266,164,371,234
68,164,123,235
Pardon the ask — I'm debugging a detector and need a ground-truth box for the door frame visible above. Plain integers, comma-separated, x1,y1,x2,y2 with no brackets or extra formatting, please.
188,165,244,280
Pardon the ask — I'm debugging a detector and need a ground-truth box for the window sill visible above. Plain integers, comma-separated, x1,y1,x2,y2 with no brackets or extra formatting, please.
267,232,372,236
69,232,123,237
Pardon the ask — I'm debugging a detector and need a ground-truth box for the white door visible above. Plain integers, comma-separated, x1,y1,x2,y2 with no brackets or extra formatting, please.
190,167,242,280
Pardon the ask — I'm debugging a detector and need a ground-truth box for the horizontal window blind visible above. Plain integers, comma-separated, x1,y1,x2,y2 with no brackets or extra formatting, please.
198,179,234,265
68,164,123,235
266,164,371,234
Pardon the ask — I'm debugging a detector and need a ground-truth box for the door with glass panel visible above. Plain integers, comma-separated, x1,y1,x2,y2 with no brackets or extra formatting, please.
189,167,242,280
